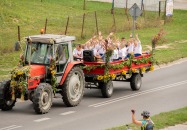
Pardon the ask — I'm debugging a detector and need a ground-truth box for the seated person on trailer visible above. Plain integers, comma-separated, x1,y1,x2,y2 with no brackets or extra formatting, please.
73,44,83,61
133,34,142,57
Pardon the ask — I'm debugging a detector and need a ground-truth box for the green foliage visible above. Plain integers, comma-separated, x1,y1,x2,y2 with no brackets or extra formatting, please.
10,65,30,100
49,58,58,93
83,55,154,72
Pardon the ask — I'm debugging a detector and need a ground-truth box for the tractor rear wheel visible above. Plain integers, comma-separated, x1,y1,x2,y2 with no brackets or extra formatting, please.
130,73,142,91
33,83,53,114
62,67,85,107
0,80,16,111
100,80,113,98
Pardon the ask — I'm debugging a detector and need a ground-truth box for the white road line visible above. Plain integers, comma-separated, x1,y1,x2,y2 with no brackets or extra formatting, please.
89,80,187,108
0,125,17,130
6,126,22,130
0,125,22,130
34,117,50,122
60,111,75,115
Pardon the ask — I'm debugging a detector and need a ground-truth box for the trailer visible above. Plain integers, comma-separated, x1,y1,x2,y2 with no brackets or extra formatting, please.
82,52,154,98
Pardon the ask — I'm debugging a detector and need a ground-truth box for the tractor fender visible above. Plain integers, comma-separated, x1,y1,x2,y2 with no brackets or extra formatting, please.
60,61,83,85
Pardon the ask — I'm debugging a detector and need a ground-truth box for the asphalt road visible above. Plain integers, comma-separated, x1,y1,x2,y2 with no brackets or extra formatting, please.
0,59,187,130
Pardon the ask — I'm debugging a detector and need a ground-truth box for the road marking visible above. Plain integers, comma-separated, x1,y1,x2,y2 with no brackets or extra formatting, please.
60,111,75,115
0,125,22,130
34,117,50,122
6,126,22,130
89,80,187,108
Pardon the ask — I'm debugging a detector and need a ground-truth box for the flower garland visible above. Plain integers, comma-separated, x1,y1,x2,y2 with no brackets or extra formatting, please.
49,58,57,93
10,66,30,100
121,70,127,75
150,66,154,71
96,73,116,81
141,67,146,73
83,55,155,72
84,54,155,82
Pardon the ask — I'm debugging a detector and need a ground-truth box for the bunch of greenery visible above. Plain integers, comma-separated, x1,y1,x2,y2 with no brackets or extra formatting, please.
10,66,30,100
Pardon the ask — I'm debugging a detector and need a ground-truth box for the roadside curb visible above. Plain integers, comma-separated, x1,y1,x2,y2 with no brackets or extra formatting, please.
154,57,187,70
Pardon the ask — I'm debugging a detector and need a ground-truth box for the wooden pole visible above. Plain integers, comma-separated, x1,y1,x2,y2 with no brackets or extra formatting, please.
83,0,86,10
159,1,161,17
142,3,145,18
18,26,20,41
141,0,144,10
125,0,128,14
112,13,116,26
111,0,114,14
95,11,99,35
44,18,48,34
81,13,85,38
165,1,167,15
125,0,130,21
65,16,69,35
164,1,167,23
112,12,116,32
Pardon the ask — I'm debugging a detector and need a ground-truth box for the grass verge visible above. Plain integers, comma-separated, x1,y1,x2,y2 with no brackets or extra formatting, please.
0,1,187,80
108,106,187,130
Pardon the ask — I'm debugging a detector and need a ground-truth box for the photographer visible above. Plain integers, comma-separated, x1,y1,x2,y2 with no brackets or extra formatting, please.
131,109,154,130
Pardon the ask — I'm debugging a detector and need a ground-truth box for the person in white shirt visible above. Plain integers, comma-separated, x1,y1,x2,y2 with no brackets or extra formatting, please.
98,44,105,57
93,44,102,60
118,48,123,60
121,46,127,60
126,39,134,58
111,46,119,61
118,37,127,60
133,34,142,57
73,44,83,61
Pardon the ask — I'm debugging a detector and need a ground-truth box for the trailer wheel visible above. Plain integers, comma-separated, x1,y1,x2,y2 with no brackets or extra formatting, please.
33,83,53,114
0,80,16,111
130,73,142,91
62,66,85,107
100,80,113,98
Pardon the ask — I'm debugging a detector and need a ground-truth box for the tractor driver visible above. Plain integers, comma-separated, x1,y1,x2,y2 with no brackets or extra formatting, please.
55,44,66,64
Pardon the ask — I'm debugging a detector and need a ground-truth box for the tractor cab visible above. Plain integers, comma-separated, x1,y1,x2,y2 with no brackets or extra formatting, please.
24,34,75,84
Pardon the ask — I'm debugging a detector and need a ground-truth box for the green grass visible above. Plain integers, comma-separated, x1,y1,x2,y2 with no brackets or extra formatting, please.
0,0,187,80
0,0,162,52
0,0,111,52
108,106,187,130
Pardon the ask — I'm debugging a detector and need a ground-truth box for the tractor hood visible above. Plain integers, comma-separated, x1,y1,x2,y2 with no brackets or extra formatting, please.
29,65,46,78
28,65,46,89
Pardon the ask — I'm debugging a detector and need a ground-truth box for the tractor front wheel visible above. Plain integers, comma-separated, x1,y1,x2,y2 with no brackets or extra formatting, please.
33,83,53,114
0,80,16,111
62,67,85,107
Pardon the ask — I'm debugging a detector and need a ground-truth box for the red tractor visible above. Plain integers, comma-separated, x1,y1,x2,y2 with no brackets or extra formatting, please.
0,34,85,114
